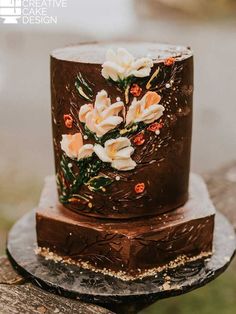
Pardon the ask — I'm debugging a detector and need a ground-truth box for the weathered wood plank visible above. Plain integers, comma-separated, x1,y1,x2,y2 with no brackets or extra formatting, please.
0,259,112,313
0,256,25,285
204,161,236,229
0,282,112,314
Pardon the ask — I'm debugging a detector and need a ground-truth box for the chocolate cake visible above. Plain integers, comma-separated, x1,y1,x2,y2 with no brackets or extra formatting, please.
36,42,215,280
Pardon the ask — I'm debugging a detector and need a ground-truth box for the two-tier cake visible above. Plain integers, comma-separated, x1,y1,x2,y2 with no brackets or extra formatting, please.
36,42,215,280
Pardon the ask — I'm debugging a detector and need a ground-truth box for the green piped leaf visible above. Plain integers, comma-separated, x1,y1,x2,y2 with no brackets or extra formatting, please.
87,175,113,192
119,122,145,137
75,73,94,101
107,76,134,91
60,154,75,182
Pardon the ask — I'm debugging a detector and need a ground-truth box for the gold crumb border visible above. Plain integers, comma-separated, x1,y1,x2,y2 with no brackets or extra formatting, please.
35,247,212,282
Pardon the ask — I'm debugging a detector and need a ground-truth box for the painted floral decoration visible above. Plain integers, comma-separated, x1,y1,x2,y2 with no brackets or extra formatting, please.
126,91,164,125
94,137,136,171
79,90,124,137
56,47,181,207
102,48,153,88
60,133,93,160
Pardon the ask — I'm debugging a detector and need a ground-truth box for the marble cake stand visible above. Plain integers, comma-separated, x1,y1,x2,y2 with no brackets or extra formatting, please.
7,210,236,314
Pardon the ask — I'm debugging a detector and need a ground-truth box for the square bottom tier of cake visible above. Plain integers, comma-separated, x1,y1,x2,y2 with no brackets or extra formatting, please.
36,173,215,280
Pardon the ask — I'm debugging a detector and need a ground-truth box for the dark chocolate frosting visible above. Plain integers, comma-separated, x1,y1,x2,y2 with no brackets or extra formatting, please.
36,174,214,279
51,42,193,219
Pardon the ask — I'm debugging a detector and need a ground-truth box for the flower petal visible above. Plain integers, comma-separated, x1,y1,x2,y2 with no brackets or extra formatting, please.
132,58,153,70
95,116,123,137
85,111,97,134
60,135,70,157
78,144,94,160
101,101,124,119
102,61,124,81
114,146,134,160
141,105,165,124
68,134,83,158
60,133,83,159
94,90,111,113
117,48,134,66
79,104,93,123
94,144,112,163
99,115,123,128
111,158,136,171
125,98,142,125
131,58,153,77
131,68,151,78
105,137,131,153
144,91,161,108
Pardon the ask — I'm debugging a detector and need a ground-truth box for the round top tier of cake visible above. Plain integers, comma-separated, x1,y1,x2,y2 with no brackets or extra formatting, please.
51,42,192,64
51,42,193,219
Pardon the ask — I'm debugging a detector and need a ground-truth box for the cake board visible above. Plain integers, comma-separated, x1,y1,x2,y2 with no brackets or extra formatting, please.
7,210,235,314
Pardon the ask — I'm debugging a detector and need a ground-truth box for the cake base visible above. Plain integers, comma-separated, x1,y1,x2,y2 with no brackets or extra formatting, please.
36,174,215,279
7,210,235,314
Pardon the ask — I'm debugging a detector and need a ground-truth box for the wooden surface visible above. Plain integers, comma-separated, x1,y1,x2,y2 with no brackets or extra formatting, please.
0,256,112,313
204,161,236,230
1,161,236,314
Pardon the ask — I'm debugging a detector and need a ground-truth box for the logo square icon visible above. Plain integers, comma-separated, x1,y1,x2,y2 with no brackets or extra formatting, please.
0,0,22,24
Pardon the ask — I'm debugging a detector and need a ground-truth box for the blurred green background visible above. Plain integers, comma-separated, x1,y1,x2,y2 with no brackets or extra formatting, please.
141,260,236,313
0,0,236,313
1,174,236,313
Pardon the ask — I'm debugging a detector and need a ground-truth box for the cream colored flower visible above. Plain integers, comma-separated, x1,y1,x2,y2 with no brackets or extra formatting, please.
94,137,136,171
126,91,165,125
79,90,124,137
102,48,153,81
60,133,93,160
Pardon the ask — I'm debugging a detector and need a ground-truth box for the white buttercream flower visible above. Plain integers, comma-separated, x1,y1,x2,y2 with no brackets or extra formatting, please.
126,91,165,125
94,137,136,171
60,133,93,160
79,90,124,137
102,48,153,81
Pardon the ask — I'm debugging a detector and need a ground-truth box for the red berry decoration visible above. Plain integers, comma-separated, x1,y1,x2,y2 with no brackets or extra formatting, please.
63,114,73,128
135,183,145,194
130,84,142,97
164,57,175,66
147,122,163,132
133,133,145,146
